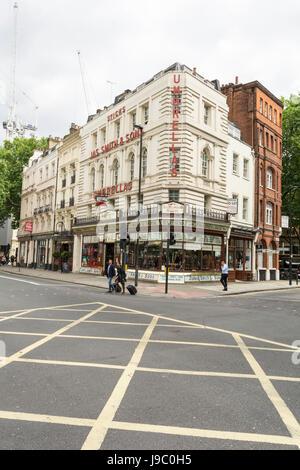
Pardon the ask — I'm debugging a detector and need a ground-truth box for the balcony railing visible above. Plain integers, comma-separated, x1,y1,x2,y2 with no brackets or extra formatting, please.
204,209,228,222
73,216,100,227
33,205,52,215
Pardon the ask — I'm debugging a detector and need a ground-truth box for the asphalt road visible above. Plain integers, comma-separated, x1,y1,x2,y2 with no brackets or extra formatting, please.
0,272,299,451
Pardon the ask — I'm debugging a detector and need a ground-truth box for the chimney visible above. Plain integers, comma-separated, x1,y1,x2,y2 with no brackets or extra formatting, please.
235,76,239,85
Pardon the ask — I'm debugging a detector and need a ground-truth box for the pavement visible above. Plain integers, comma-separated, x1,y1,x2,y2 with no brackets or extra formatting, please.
0,274,300,450
0,265,299,299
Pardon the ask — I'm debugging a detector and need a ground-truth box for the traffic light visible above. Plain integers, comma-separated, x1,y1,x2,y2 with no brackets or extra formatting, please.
120,234,130,250
170,233,176,246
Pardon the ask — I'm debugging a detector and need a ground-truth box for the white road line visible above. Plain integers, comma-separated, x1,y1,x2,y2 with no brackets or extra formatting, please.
0,304,108,370
81,315,159,450
234,334,300,449
110,421,298,447
0,275,41,286
0,410,94,427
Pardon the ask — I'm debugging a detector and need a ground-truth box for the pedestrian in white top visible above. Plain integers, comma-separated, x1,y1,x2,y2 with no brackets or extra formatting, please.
220,260,228,291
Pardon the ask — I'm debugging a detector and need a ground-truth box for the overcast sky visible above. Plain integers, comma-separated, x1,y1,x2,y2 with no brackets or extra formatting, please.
0,0,299,143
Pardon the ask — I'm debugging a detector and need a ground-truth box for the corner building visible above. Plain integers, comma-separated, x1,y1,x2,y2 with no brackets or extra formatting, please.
72,63,252,283
222,80,283,280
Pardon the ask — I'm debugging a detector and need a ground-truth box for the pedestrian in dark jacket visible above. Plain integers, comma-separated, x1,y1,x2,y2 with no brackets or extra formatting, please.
107,259,116,293
116,262,126,294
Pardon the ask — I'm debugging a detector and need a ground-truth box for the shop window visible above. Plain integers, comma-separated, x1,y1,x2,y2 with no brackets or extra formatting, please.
235,239,244,270
81,236,104,271
245,240,252,270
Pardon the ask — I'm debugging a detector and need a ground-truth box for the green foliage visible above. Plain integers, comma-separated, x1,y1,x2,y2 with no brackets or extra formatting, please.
61,251,69,261
282,93,300,241
52,250,60,260
0,136,47,229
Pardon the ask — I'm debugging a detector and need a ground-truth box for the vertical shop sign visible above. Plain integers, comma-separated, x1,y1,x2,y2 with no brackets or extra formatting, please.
171,74,181,177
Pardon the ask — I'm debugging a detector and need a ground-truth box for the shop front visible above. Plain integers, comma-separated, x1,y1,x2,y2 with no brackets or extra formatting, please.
228,228,255,281
75,220,228,283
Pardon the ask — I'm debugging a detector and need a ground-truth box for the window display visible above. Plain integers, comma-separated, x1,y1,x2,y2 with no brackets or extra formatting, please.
81,236,103,271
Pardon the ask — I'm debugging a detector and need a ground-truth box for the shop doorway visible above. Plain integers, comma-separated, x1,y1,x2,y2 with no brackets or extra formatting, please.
105,243,115,268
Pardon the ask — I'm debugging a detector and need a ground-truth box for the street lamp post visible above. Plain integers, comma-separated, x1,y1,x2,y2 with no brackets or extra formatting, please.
133,124,143,287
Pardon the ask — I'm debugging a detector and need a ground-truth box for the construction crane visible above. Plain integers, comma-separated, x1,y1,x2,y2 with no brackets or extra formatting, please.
3,2,38,140
77,50,93,116
107,80,117,104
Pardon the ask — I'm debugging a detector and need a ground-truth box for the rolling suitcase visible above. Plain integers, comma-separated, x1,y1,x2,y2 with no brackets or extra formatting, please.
127,284,137,295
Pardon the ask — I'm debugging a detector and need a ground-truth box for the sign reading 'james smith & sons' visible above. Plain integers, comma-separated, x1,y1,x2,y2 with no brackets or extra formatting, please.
90,129,142,158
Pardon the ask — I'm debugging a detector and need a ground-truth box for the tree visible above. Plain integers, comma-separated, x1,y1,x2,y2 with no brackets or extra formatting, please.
0,136,47,229
282,93,300,246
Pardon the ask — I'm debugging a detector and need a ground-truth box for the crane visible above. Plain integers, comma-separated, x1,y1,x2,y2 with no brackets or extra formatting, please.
77,50,93,117
107,80,117,104
4,2,18,140
3,2,38,140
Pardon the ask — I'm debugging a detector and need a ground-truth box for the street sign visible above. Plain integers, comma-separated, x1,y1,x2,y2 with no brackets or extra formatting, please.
227,199,238,214
25,222,33,232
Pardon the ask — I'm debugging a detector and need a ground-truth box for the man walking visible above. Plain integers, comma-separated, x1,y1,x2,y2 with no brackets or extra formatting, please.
220,260,228,291
107,259,116,293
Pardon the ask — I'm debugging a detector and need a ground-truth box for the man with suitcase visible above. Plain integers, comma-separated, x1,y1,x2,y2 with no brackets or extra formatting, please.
107,259,116,293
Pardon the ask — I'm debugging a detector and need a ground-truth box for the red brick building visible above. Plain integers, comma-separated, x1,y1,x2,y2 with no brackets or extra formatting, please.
222,79,283,280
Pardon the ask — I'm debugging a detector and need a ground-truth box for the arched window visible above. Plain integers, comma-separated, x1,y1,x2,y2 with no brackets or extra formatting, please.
113,160,119,185
91,167,96,191
202,149,208,177
99,164,104,188
142,149,147,178
130,154,135,181
267,168,273,189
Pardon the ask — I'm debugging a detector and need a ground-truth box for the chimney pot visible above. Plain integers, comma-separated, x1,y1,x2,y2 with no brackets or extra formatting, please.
235,76,239,85
193,67,197,74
